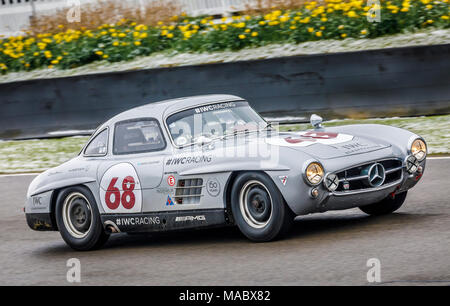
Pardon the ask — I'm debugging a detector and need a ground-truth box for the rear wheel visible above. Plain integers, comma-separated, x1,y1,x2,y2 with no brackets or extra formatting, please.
359,191,407,216
231,172,294,242
55,186,109,251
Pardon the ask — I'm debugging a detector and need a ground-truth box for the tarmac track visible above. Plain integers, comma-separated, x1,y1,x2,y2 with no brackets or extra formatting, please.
1,158,449,285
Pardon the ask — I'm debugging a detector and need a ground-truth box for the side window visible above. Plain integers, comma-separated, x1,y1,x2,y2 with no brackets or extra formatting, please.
113,119,166,155
84,129,108,156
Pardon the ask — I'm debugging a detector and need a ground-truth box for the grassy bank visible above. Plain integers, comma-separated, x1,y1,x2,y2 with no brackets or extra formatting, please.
0,115,448,174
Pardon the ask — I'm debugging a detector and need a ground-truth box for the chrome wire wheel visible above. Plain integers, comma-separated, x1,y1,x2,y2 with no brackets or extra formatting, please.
62,192,93,239
239,180,273,229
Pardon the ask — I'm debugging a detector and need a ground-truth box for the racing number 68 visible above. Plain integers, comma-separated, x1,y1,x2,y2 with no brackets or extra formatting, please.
105,176,136,210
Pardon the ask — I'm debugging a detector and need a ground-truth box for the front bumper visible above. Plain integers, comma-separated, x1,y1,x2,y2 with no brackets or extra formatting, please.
26,213,57,231
25,190,57,231
271,156,426,216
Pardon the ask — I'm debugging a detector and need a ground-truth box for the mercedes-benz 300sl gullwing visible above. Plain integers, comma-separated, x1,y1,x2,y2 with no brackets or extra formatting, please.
25,95,426,250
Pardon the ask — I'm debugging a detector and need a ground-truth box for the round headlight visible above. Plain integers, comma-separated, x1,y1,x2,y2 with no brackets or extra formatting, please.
411,139,427,161
305,162,324,185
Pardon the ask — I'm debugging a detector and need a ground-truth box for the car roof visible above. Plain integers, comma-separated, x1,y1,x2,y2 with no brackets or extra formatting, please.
103,94,245,127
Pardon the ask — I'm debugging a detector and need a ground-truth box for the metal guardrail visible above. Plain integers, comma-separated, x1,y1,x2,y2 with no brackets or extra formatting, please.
0,44,449,140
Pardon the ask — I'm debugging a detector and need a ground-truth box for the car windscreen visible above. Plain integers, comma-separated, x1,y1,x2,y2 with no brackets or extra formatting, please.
166,101,266,147
113,118,166,155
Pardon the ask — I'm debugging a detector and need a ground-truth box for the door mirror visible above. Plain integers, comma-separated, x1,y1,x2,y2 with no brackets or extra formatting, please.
310,114,323,129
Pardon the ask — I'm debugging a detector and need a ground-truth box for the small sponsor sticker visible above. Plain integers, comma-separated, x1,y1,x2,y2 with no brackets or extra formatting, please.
279,176,288,186
206,178,221,197
343,181,350,190
167,175,176,187
166,195,174,206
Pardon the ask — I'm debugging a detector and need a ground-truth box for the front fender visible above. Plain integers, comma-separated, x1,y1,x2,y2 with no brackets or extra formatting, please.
326,124,421,156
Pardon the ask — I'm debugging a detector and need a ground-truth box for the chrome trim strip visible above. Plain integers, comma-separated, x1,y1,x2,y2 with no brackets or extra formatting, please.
334,157,403,174
174,194,204,198
385,166,403,174
174,185,205,189
339,175,368,182
331,174,403,197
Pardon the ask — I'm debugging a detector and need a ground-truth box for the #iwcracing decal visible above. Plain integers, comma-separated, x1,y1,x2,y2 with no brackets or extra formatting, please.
166,155,212,166
206,178,221,197
116,216,161,226
266,131,353,147
194,102,237,114
99,163,143,214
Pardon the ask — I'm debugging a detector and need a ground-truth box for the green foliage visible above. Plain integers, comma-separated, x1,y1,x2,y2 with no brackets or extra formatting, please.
1,0,449,74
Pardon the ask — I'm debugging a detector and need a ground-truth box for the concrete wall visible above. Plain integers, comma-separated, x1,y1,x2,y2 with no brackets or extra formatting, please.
1,44,449,139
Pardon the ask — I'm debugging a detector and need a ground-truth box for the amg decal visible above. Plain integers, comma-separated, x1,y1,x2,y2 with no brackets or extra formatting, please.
175,215,206,222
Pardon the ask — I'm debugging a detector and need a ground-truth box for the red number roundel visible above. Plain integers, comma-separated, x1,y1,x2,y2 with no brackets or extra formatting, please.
105,176,136,210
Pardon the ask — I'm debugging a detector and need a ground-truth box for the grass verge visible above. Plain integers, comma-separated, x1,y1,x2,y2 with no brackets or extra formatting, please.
0,115,448,174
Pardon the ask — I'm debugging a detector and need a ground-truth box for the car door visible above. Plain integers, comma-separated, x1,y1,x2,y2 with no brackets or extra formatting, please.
97,118,168,214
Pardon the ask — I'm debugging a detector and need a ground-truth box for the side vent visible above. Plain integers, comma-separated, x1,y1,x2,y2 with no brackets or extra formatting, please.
174,178,204,204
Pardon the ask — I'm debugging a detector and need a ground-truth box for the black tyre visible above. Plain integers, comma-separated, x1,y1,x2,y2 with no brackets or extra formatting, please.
359,191,407,216
231,172,294,242
55,186,109,251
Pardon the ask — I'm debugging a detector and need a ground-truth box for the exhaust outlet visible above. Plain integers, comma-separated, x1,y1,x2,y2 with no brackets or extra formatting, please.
104,221,120,234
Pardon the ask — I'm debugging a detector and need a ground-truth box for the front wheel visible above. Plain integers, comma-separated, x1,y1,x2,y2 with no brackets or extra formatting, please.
55,186,109,251
359,191,407,216
231,172,294,242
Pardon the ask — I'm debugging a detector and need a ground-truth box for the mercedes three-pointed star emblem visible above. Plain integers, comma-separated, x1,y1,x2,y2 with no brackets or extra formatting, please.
367,163,385,187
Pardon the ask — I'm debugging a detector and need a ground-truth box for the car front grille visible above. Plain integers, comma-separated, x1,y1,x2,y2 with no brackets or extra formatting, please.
174,178,203,204
334,159,403,192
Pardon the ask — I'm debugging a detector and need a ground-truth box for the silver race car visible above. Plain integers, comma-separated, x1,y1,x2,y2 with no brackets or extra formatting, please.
25,95,427,250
